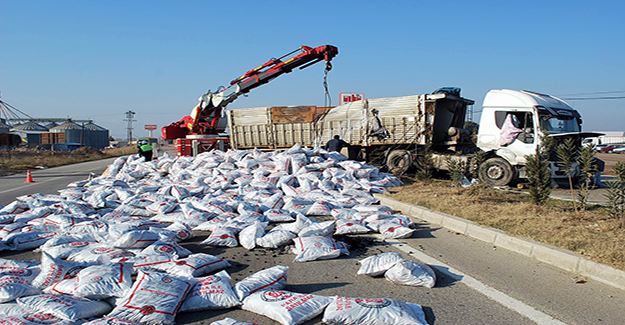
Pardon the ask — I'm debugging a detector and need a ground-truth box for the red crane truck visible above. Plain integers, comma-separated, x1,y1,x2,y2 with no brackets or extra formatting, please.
161,45,338,156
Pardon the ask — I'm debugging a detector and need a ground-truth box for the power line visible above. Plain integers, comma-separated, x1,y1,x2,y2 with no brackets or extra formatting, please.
561,96,625,100
556,90,625,96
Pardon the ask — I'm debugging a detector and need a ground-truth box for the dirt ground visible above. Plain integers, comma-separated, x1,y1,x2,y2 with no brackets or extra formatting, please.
597,152,625,176
547,152,625,204
389,151,625,271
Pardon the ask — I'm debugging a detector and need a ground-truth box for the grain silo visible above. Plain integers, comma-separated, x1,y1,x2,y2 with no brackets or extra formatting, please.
50,121,84,145
0,120,10,134
84,122,109,149
0,120,18,147
44,121,59,129
10,121,48,146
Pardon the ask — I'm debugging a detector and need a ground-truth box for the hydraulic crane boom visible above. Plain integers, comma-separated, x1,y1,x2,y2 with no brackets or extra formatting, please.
162,45,338,140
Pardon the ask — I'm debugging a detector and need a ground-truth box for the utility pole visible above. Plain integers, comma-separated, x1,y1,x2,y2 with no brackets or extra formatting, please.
124,111,136,143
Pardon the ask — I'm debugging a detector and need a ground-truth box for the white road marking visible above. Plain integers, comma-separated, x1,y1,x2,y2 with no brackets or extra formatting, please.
0,176,68,194
384,238,567,325
0,167,104,195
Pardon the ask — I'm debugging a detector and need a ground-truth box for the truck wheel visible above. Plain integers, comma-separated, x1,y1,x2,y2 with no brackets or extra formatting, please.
479,157,514,186
386,150,412,175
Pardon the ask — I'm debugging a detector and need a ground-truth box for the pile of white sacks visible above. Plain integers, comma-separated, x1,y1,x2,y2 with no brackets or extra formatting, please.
0,145,433,325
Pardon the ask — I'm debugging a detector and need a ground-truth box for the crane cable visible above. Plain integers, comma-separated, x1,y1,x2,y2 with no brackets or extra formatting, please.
323,67,331,107
311,66,334,147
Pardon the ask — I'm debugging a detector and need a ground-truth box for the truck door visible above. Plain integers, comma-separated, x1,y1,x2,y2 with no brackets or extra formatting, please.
495,111,536,164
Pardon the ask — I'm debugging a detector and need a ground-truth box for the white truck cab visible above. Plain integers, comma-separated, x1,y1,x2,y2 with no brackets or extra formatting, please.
476,89,600,185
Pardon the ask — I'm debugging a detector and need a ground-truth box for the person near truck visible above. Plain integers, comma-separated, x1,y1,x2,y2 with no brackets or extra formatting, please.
137,139,154,162
325,135,350,153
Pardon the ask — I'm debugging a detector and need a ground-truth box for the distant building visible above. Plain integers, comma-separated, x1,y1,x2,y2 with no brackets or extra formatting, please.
1,98,110,150
0,120,20,147
83,122,110,149
593,131,625,137
43,121,59,129
46,120,110,150
583,131,625,145
0,120,10,134
10,121,48,147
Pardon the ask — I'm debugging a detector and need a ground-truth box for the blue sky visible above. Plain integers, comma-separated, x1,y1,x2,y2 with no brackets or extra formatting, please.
1,1,624,139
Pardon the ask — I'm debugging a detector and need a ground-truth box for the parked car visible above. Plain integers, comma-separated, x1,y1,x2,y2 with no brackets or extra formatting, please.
612,145,625,154
596,144,615,153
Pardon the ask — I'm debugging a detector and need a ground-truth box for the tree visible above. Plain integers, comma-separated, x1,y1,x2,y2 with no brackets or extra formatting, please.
525,132,554,205
605,162,625,227
445,156,469,187
414,144,435,180
556,138,578,215
576,144,597,213
463,121,479,135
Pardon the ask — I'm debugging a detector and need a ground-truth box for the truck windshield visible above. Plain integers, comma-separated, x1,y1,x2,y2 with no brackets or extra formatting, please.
539,115,580,133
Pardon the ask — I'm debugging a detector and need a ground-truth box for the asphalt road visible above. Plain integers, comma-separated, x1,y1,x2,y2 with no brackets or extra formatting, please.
0,157,119,206
2,157,625,324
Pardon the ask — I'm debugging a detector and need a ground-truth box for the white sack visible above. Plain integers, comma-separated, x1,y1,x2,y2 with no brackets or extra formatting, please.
232,265,288,301
40,233,98,249
0,301,25,316
209,318,256,325
6,232,57,251
334,219,370,235
41,241,94,259
17,293,113,321
238,221,267,250
122,255,175,275
107,271,195,325
74,263,133,299
241,289,331,325
201,227,239,248
384,260,436,288
256,230,296,249
378,222,415,239
139,238,191,258
321,296,428,325
164,222,194,241
0,313,75,325
42,277,76,295
32,252,92,289
292,236,347,262
180,270,241,312
0,273,41,303
0,258,40,270
357,252,404,277
83,318,150,325
110,230,160,248
298,221,335,238
67,244,135,264
263,209,294,223
272,213,316,234
166,253,231,278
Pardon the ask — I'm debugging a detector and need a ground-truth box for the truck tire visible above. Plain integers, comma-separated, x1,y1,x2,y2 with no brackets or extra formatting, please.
386,150,412,175
479,157,514,186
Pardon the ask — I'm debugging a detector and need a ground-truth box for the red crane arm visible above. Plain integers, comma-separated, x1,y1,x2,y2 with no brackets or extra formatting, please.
161,44,338,140
230,45,338,93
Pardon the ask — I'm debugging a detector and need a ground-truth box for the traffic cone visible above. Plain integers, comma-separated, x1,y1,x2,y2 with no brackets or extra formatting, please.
24,170,34,183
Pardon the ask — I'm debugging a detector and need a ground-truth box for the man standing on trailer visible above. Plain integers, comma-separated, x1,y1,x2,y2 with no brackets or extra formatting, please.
325,135,350,153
